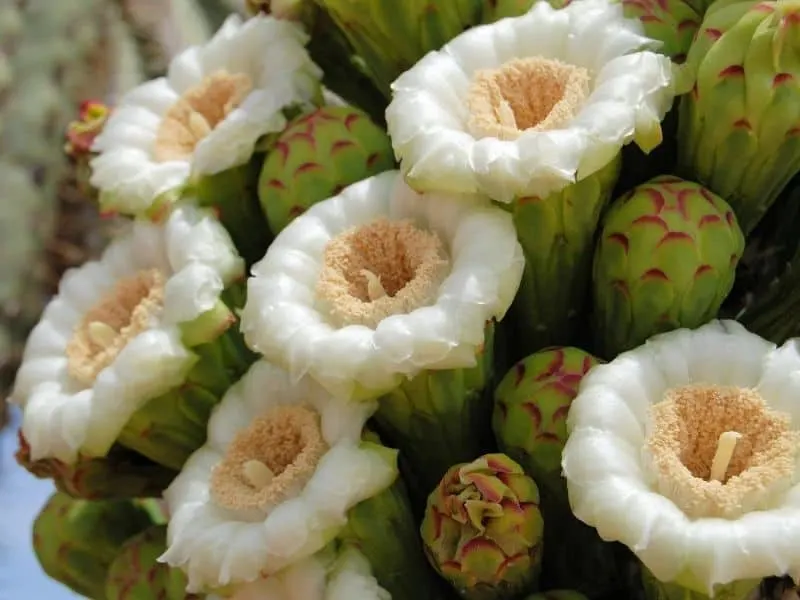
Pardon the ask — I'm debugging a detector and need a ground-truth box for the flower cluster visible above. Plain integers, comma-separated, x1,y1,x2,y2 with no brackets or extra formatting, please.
12,0,800,600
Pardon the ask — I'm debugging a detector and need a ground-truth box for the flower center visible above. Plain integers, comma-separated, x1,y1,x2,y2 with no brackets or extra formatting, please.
153,70,253,162
315,218,449,328
65,269,165,386
644,384,800,519
466,57,590,141
209,405,328,512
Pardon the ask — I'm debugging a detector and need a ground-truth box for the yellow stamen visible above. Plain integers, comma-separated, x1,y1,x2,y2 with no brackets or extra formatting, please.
153,70,252,162
466,57,590,141
316,218,449,328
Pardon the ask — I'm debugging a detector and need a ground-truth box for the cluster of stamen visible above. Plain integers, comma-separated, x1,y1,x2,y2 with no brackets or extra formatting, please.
209,405,328,512
316,218,449,328
66,269,165,386
153,70,253,162
466,57,590,141
644,384,800,519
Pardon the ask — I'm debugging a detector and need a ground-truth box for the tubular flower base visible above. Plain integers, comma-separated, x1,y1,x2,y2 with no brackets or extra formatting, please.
90,14,323,217
106,525,196,600
258,105,395,236
32,492,156,600
480,0,701,62
208,543,391,600
493,347,602,501
421,454,544,600
15,431,177,500
160,360,397,593
242,170,523,490
342,435,449,600
313,0,483,97
510,156,621,353
563,320,800,598
677,0,800,235
10,205,251,471
640,566,760,600
592,175,745,359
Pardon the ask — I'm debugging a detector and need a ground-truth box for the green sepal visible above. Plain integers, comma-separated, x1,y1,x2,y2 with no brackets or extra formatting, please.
315,0,483,97
179,298,235,347
116,327,257,471
508,155,621,358
372,322,496,496
340,444,449,600
641,566,760,600
33,492,156,600
105,525,196,600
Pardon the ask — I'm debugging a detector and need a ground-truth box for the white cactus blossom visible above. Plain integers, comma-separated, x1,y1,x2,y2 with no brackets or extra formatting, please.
160,360,397,592
207,545,391,600
385,0,675,202
240,170,524,401
10,205,243,464
90,14,322,215
563,320,800,593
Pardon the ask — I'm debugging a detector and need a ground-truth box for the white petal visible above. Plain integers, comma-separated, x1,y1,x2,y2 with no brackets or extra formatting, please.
162,361,396,590
83,327,196,457
161,263,224,324
165,205,244,283
757,339,800,426
241,171,523,401
385,0,675,200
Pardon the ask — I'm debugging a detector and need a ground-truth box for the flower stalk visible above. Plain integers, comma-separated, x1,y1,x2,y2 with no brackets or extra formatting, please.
510,156,621,356
373,323,497,494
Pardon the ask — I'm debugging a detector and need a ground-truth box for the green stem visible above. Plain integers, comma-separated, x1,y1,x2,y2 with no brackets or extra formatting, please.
509,155,621,359
641,567,759,600
342,473,451,600
372,323,496,496
738,259,800,345
194,158,273,268
306,5,388,126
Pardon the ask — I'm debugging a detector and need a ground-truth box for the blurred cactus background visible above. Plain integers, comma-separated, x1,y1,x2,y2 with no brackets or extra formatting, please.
0,0,239,429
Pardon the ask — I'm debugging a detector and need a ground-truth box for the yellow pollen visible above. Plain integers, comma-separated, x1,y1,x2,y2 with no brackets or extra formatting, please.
153,70,253,162
466,57,590,141
644,384,800,519
66,269,165,386
209,405,328,511
316,218,450,329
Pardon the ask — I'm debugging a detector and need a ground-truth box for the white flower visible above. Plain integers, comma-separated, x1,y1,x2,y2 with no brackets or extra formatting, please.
90,14,322,215
160,360,397,592
563,320,800,593
10,205,244,464
240,170,524,401
210,545,391,600
385,0,674,202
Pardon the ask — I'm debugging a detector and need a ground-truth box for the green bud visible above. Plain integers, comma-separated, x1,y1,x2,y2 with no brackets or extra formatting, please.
421,453,544,600
33,492,155,599
493,347,602,499
592,175,744,358
258,106,395,235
